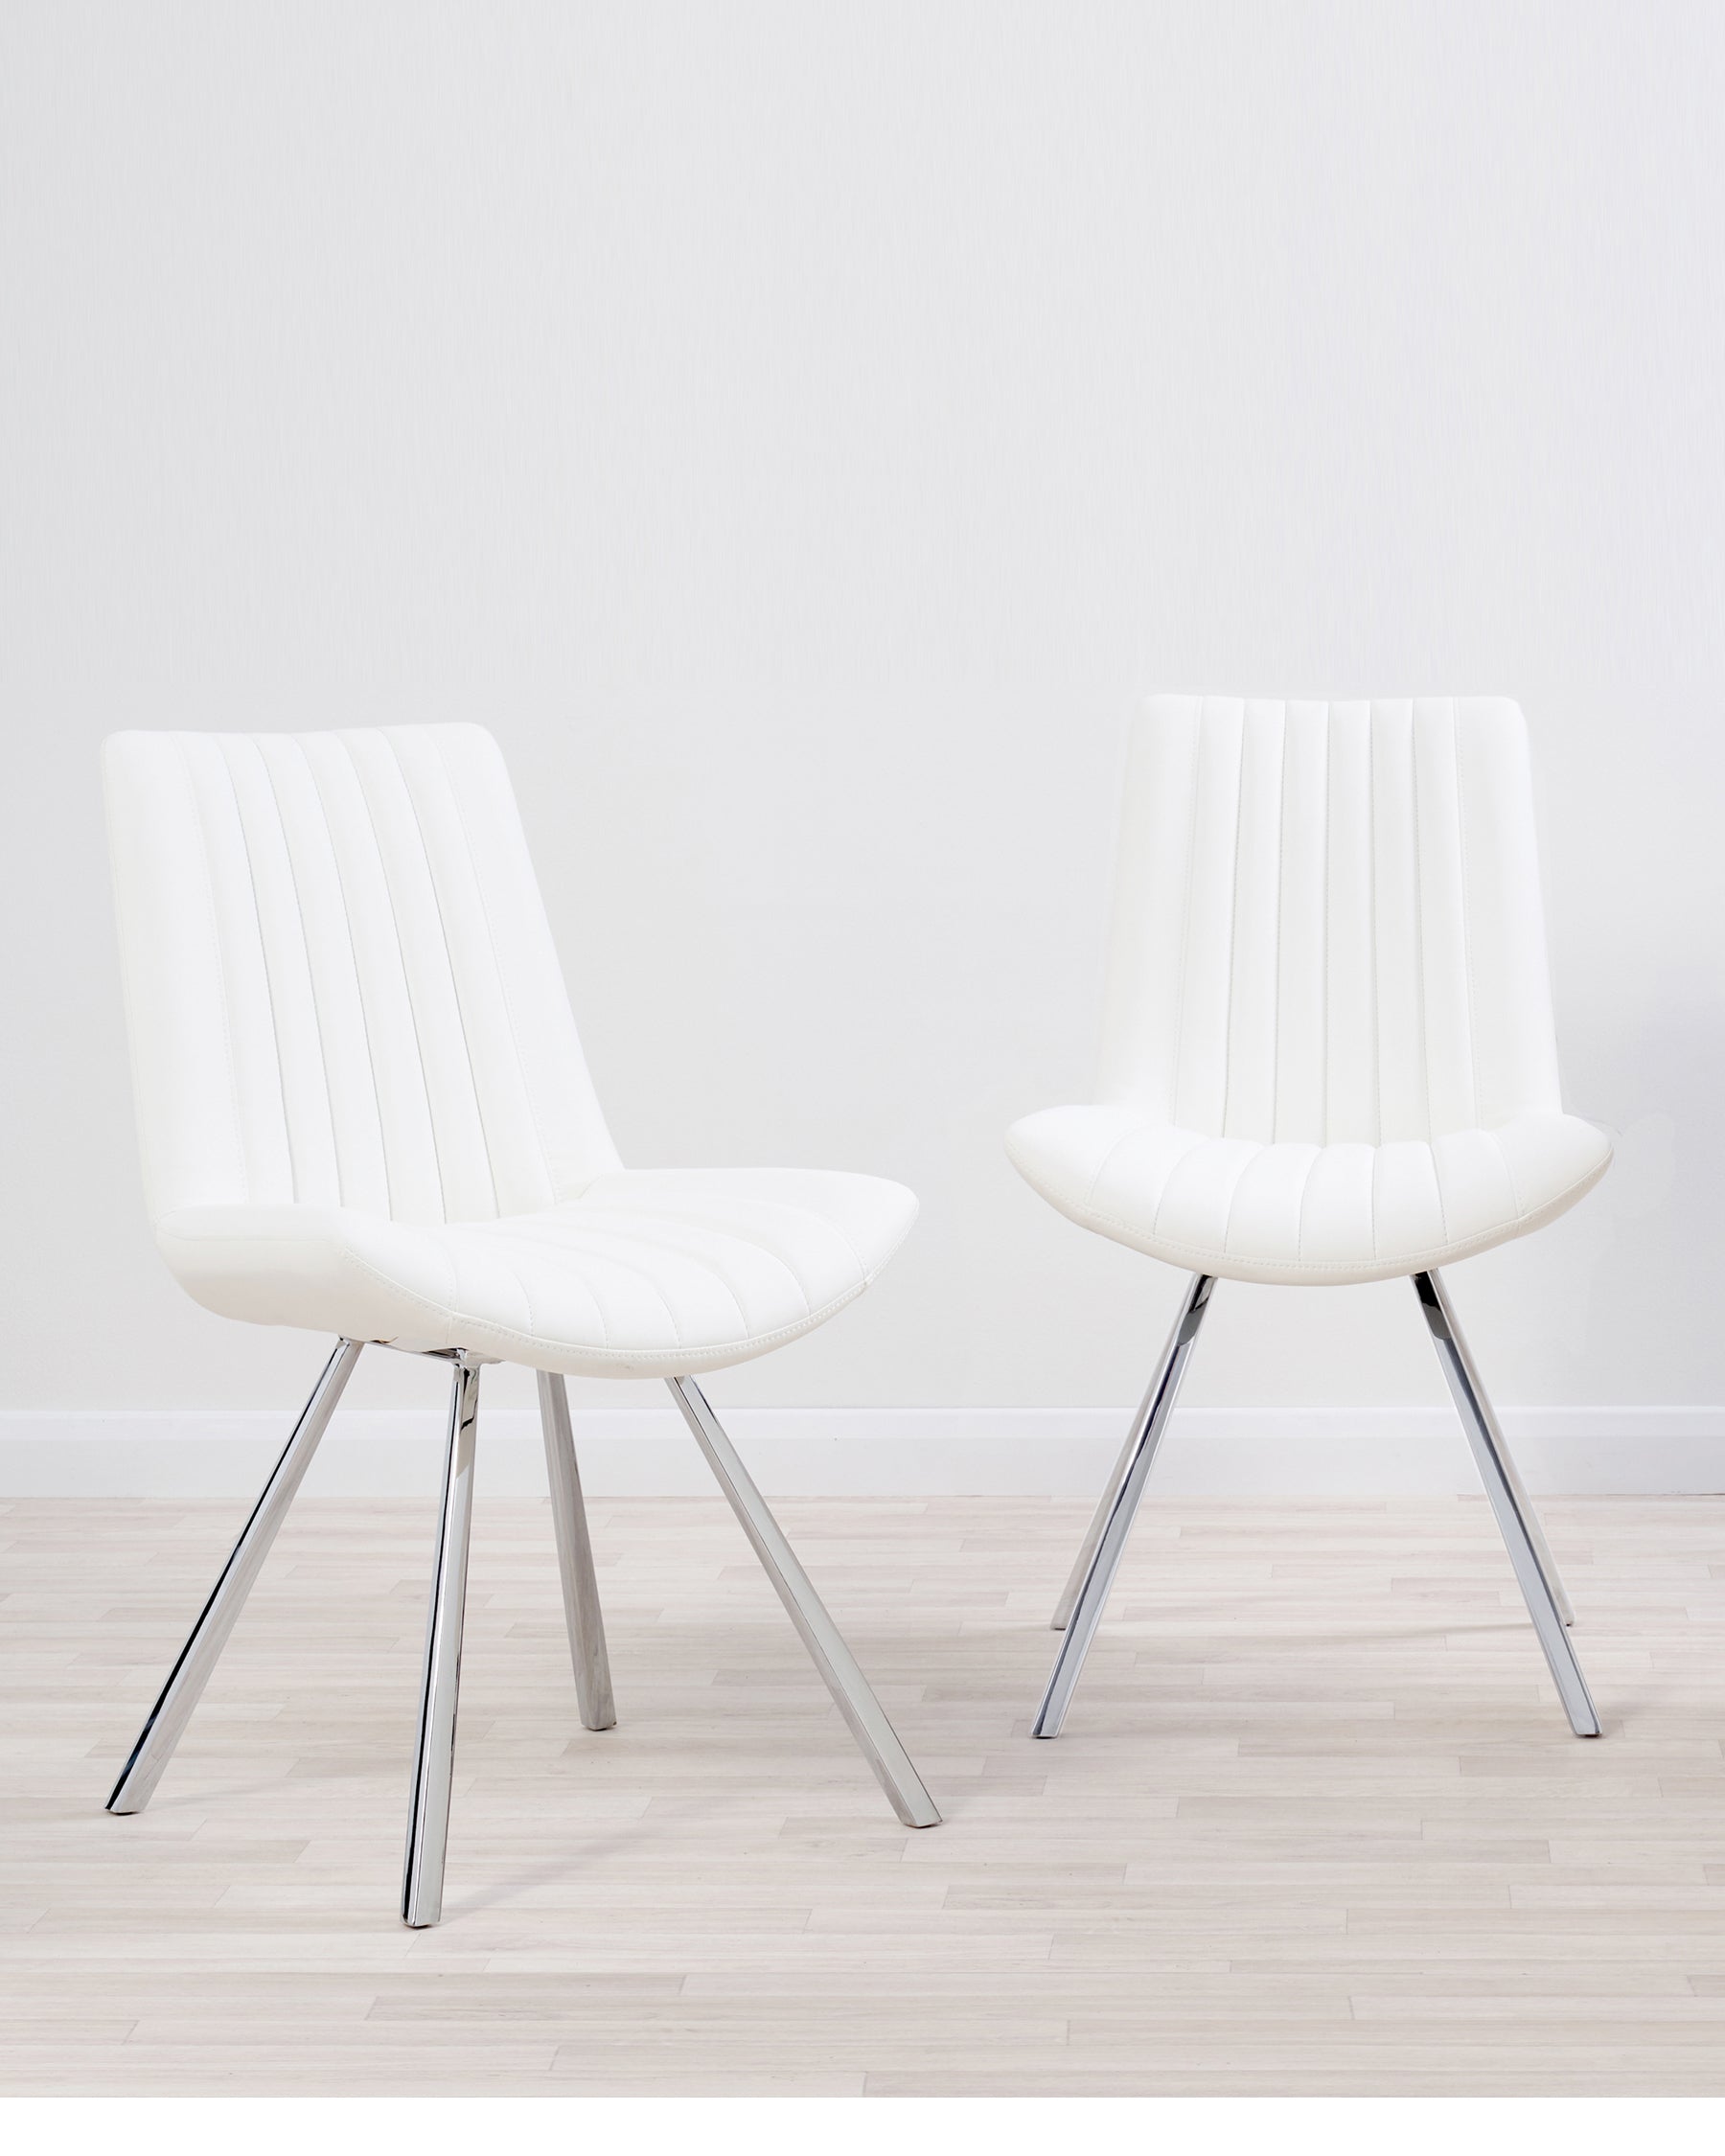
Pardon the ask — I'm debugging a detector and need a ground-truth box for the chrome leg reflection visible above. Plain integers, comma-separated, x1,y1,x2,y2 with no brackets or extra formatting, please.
402,1351,483,1927
1033,1273,1214,1739
107,1338,363,1814
537,1370,616,1732
666,1373,940,1830
1051,1303,1206,1631
1414,1271,1598,1737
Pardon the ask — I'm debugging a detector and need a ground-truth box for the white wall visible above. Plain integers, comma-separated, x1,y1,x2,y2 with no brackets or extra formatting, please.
2,4,1721,1468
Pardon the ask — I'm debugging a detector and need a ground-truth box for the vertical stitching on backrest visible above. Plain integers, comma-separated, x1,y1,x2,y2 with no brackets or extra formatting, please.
1319,714,1330,1145
300,737,392,1215
1410,708,1432,1142
1271,704,1285,1140
174,738,249,1204
1169,702,1206,1128
211,737,294,1203
1218,709,1249,1137
433,729,560,1209
234,737,339,1208
1453,698,1482,1128
382,731,500,1221
1367,705,1381,1146
334,733,448,1222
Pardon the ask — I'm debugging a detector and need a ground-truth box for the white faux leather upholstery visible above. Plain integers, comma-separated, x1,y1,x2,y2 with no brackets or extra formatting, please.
104,727,916,1375
1007,698,1609,1285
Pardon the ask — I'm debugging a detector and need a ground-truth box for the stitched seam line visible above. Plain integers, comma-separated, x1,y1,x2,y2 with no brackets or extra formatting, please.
1454,699,1483,1129
381,733,500,1220
173,740,250,1203
1216,1144,1262,1257
1319,713,1331,1144
1219,711,1249,1138
1048,1148,1609,1279
426,729,562,1211
235,738,344,1207
1485,1125,1521,1214
1145,1130,1209,1236
1367,704,1380,1146
214,742,297,1202
552,1204,835,1315
1270,706,1285,1142
1294,1147,1318,1268
296,739,393,1216
333,735,448,1223
470,1218,763,1336
1410,708,1435,1169
1169,703,1207,1129
328,1243,876,1365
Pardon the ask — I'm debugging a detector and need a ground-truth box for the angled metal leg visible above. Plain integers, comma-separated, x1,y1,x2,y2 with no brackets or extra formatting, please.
536,1370,616,1732
1052,1277,1211,1629
666,1374,940,1829
1414,1271,1598,1737
1033,1273,1214,1738
402,1351,482,1927
107,1338,363,1814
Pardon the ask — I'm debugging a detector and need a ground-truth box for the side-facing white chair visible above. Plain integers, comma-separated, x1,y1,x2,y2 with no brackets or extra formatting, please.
1010,697,1611,1740
103,724,938,1925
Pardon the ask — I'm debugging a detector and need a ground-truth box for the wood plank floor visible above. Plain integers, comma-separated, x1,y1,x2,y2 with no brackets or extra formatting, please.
2,1489,1723,2095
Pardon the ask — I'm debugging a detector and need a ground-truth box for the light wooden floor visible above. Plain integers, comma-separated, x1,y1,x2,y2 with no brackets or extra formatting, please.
2,1488,1723,2095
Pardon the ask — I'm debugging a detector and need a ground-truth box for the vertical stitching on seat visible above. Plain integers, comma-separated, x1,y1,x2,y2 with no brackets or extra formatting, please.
1216,1141,1256,1258
1147,1128,1208,1237
1431,1138,1451,1245
1486,1124,1522,1216
1295,1145,1318,1266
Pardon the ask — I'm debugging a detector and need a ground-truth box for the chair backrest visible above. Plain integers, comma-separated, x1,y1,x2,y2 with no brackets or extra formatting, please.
104,724,620,1226
1097,697,1566,1146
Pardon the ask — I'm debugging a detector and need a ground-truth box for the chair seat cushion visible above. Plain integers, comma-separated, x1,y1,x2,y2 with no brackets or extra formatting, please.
155,1168,917,1378
1006,1106,1611,1286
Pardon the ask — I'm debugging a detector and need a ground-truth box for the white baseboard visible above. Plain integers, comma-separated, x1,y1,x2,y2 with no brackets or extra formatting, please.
0,1405,1721,1499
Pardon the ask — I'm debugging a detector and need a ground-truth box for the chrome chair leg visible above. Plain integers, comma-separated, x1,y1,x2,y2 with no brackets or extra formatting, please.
1052,1275,1211,1629
1033,1273,1214,1738
536,1370,616,1732
665,1374,941,1829
1414,1271,1599,1737
402,1351,483,1927
107,1338,363,1814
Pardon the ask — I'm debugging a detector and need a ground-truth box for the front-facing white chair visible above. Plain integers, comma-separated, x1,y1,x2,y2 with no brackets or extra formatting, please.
103,724,938,1925
1011,697,1611,1739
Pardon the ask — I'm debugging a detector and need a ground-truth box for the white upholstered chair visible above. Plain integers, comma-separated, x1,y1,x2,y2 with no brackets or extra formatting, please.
1011,697,1611,1739
103,724,938,1925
